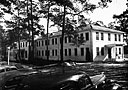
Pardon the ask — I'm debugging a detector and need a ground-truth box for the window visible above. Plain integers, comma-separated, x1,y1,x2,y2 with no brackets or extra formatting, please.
26,42,27,47
68,36,71,43
118,34,121,41
23,42,24,47
55,49,57,56
78,76,91,89
52,50,54,56
45,40,47,45
80,33,83,37
60,37,62,44
52,38,54,45
115,34,117,41
81,48,84,56
96,32,99,40
37,42,38,47
74,48,77,56
38,41,40,47
69,48,71,56
65,37,67,43
37,51,38,56
55,38,57,44
85,32,89,41
38,50,40,56
101,47,104,56
119,48,121,54
108,33,111,41
96,47,99,56
65,49,67,56
101,33,104,40
42,50,44,56
45,50,47,56
116,48,117,56
20,43,22,47
42,40,44,46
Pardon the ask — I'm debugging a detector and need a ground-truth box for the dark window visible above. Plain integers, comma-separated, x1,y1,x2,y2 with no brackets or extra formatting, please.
55,38,57,44
101,47,104,56
60,37,62,44
37,42,38,47
37,51,38,56
45,40,47,45
45,50,50,56
116,48,117,56
26,42,27,47
96,47,99,56
65,49,67,56
101,33,104,40
55,49,57,56
115,34,117,41
78,76,92,89
42,50,44,56
52,38,54,45
108,33,111,41
23,42,24,47
52,50,54,56
85,32,89,41
20,43,22,48
45,50,47,56
39,41,40,47
38,50,40,56
96,32,99,40
69,48,71,56
74,48,77,56
80,33,83,37
65,37,67,43
42,40,44,46
81,48,84,56
118,34,121,41
119,48,121,54
68,36,71,43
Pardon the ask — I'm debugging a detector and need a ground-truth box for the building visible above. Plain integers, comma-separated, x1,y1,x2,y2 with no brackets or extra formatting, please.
35,25,126,62
11,24,126,62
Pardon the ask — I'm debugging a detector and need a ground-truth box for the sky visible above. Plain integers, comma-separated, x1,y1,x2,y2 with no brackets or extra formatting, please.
88,0,127,25
44,0,128,32
0,0,127,32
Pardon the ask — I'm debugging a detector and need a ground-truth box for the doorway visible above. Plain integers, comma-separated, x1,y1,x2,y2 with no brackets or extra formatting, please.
108,48,111,59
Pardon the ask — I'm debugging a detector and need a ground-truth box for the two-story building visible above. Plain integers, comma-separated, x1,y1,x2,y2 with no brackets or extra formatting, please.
35,24,126,62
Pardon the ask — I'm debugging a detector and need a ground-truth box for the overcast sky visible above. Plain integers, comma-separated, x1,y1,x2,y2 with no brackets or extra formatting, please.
1,0,127,32
89,0,127,25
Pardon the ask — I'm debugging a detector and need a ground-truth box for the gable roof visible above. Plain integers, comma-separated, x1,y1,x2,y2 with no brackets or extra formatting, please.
91,25,125,34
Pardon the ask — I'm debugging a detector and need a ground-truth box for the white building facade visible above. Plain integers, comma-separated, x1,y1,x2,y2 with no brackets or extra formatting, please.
35,25,126,62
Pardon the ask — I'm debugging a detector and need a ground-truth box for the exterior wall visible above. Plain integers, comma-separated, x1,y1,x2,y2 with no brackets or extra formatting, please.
18,40,30,60
35,30,92,61
8,25,126,62
92,30,125,61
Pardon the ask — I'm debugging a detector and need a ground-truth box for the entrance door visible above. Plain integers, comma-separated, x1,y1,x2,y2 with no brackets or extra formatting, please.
86,48,91,62
108,48,111,59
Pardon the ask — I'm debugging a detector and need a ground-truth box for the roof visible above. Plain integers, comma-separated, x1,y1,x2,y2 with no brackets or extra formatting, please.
35,24,125,40
91,25,125,33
